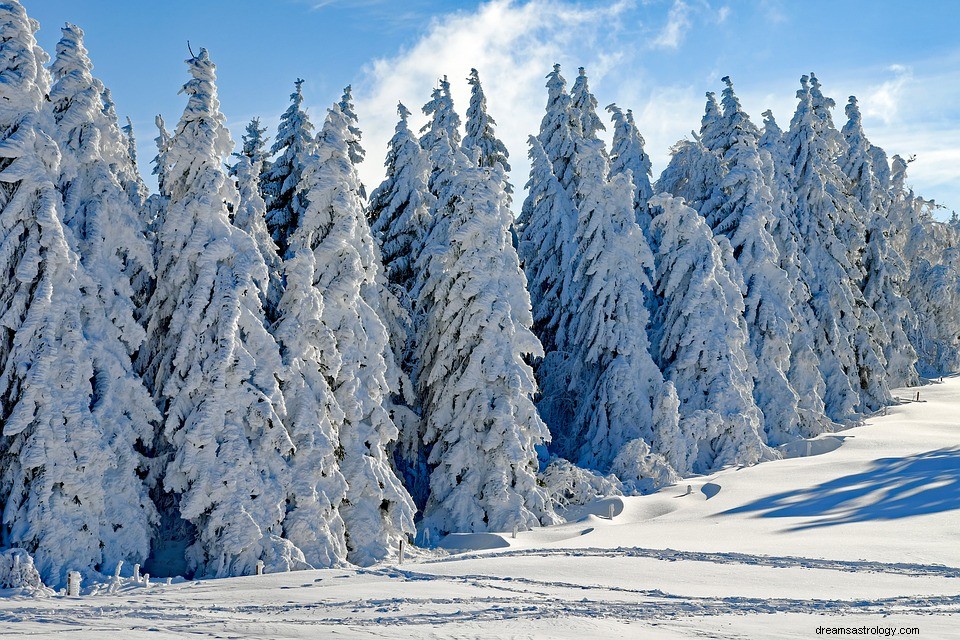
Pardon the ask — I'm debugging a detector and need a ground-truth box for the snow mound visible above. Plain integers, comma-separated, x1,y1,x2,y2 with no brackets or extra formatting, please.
567,496,625,520
778,436,845,459
0,550,53,597
438,533,510,552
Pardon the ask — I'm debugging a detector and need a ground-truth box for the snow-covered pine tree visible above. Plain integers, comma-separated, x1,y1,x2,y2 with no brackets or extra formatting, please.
570,67,604,142
787,75,888,418
99,87,148,207
536,64,579,192
0,2,149,588
564,137,682,484
138,48,301,578
367,102,433,509
47,21,162,574
263,78,314,254
758,109,830,437
231,154,282,322
517,136,577,371
272,190,349,569
607,103,655,234
709,77,802,445
121,116,149,206
420,75,461,193
232,117,269,171
648,194,769,473
463,68,512,196
338,85,366,199
841,96,918,388
895,157,960,376
152,114,172,197
370,103,433,297
298,103,415,565
415,133,556,536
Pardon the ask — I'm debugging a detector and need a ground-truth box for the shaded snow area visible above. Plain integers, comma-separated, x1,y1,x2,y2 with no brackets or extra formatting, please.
3,377,959,638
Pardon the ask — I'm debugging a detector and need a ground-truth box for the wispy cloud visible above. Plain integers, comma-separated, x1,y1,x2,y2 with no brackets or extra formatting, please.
651,0,692,50
863,64,913,125
349,0,632,201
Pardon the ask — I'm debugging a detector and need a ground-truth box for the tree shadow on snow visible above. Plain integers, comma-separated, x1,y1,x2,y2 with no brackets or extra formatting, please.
722,447,960,530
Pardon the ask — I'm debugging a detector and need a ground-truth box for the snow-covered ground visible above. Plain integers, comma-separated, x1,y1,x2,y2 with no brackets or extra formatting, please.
2,378,958,638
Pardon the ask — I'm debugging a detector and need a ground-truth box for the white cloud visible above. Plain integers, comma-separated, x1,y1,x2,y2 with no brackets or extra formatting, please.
348,0,632,205
651,0,692,49
863,64,913,125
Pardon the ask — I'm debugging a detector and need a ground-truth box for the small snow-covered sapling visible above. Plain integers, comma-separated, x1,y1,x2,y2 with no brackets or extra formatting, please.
256,560,264,576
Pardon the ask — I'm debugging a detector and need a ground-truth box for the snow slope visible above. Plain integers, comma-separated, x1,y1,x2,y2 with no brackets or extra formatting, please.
2,378,958,638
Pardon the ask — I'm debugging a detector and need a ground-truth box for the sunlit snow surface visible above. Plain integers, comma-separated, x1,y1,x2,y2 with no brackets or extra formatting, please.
2,378,959,638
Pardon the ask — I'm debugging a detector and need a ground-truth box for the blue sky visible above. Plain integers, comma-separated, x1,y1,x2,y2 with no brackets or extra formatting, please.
25,0,960,217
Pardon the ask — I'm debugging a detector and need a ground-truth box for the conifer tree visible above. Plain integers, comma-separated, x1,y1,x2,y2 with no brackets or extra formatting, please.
565,138,681,481
516,137,578,439
298,103,415,565
338,85,366,199
536,64,579,191
273,186,349,569
570,67,604,142
120,116,149,205
138,48,301,578
710,77,802,444
758,109,830,436
232,154,282,321
420,75,461,193
0,2,154,588
463,68,512,195
607,104,655,233
415,134,555,535
368,103,433,507
263,78,314,253
649,194,769,473
787,75,889,417
841,96,917,388
152,114,172,197
231,117,269,172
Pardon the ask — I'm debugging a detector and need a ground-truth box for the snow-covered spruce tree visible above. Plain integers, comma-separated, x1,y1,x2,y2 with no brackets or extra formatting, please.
298,103,415,564
536,64,580,192
272,192,349,569
463,68,512,194
47,21,162,572
151,114,172,197
99,87,148,208
709,77,802,445
338,85,366,199
786,75,889,418
758,109,830,437
121,116,149,206
895,160,960,376
570,67,605,142
370,103,433,297
231,154,282,322
656,135,725,223
564,138,682,484
231,117,270,172
263,78,314,254
367,102,433,509
420,75,461,193
648,194,769,474
841,96,918,388
138,48,301,578
607,103,655,234
515,137,580,451
0,2,147,588
415,133,556,536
